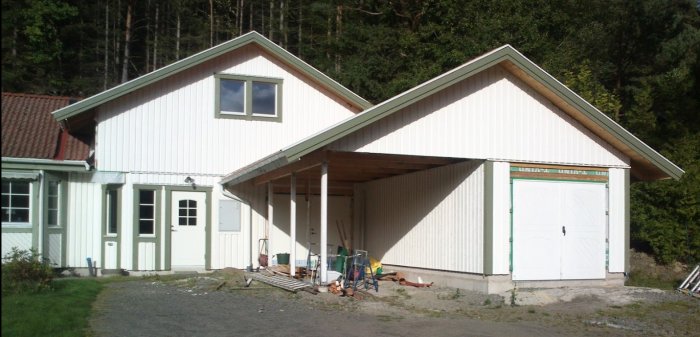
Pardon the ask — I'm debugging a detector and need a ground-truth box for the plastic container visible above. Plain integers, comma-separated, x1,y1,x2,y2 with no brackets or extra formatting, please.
277,253,290,265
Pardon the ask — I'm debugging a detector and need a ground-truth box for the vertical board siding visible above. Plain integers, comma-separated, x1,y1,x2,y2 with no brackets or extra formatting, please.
270,195,352,266
138,242,156,270
104,241,118,269
96,44,357,176
66,174,103,267
48,233,62,266
330,66,629,168
608,168,626,272
491,161,511,274
1,233,32,258
364,161,484,273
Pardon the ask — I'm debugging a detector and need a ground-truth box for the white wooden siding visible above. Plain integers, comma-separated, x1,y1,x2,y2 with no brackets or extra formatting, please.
269,195,352,266
47,233,62,266
96,44,358,176
608,168,627,272
104,240,118,269
363,160,484,273
138,242,156,270
1,232,32,258
330,66,629,168
66,174,102,267
490,161,511,274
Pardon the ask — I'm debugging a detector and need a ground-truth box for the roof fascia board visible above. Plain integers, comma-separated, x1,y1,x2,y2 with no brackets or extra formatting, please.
53,32,370,121
503,50,684,180
2,157,88,172
220,152,288,186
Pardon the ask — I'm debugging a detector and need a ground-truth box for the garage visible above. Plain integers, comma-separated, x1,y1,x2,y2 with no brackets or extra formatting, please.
511,167,608,281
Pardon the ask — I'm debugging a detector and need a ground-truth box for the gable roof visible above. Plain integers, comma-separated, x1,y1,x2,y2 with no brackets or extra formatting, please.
221,45,683,185
52,31,372,121
2,93,89,161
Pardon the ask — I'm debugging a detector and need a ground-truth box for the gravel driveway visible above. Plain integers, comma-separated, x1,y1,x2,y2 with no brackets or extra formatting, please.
89,272,697,337
89,279,561,337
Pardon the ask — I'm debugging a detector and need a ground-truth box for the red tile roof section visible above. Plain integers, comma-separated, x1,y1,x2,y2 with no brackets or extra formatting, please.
1,93,89,161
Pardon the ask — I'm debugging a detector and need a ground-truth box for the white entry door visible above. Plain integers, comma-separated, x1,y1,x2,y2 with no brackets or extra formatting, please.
512,180,606,281
171,191,207,268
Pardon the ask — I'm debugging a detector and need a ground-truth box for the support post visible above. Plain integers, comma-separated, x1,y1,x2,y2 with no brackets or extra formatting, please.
320,161,328,284
267,183,273,264
290,173,296,276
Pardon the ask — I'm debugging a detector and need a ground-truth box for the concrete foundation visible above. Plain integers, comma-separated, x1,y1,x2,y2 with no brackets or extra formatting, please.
382,265,627,294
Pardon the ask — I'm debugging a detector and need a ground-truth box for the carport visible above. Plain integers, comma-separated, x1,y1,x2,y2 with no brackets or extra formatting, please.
221,149,466,283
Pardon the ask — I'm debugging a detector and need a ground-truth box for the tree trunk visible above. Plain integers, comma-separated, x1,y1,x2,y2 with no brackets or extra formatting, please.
279,0,285,47
121,0,133,83
335,4,342,72
269,1,274,40
145,0,150,73
175,9,181,60
298,0,302,57
104,1,109,90
209,0,214,47
153,3,159,70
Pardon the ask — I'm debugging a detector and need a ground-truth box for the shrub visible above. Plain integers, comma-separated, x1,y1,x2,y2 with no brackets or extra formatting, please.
1,247,54,295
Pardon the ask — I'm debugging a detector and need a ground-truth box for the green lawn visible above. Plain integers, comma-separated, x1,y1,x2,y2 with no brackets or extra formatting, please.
2,278,104,337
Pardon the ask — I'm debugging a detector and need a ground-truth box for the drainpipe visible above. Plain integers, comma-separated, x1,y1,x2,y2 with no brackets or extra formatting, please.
37,171,45,258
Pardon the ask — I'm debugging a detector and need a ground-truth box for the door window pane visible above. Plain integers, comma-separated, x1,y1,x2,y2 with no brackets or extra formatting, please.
106,189,118,235
138,190,155,235
178,199,197,226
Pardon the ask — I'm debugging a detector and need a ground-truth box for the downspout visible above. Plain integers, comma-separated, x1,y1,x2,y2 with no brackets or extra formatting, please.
37,171,45,258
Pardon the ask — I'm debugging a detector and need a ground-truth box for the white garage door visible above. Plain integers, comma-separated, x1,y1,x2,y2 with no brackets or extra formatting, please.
512,179,606,281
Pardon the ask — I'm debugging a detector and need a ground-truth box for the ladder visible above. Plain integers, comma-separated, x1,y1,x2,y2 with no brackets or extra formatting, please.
678,264,700,297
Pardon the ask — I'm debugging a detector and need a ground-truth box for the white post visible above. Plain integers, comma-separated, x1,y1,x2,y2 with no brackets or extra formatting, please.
267,183,273,265
320,161,328,284
290,173,296,276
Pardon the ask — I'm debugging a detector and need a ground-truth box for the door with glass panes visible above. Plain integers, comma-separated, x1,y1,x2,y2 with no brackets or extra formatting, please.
170,191,206,268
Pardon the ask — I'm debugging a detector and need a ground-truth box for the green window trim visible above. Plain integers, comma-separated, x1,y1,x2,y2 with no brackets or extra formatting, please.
215,74,283,122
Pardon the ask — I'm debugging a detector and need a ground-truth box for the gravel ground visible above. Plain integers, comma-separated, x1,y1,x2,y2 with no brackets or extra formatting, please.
89,270,699,337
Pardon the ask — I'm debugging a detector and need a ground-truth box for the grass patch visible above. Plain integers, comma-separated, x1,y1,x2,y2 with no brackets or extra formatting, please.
626,271,679,290
2,278,104,337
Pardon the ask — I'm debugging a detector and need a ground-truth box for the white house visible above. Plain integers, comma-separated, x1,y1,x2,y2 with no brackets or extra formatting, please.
2,32,682,293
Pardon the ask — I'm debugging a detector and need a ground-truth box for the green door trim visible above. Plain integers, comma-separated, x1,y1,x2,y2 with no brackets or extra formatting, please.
164,186,213,270
132,185,162,271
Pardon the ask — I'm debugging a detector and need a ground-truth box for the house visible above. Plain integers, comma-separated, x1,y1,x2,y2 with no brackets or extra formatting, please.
2,32,682,293
1,93,91,266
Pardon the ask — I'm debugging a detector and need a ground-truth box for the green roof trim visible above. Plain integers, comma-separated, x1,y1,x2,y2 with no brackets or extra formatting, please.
221,45,683,185
52,31,371,121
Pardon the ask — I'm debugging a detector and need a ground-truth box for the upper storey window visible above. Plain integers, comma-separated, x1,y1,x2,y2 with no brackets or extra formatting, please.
216,74,282,121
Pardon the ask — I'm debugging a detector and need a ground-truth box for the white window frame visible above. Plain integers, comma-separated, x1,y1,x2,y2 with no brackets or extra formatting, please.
1,179,32,228
106,188,119,236
47,181,60,227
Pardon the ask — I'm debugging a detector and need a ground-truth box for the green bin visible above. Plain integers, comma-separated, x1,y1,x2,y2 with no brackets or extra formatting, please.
277,253,290,265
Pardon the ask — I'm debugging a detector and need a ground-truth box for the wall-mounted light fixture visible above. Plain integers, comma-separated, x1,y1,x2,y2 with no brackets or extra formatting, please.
184,176,196,189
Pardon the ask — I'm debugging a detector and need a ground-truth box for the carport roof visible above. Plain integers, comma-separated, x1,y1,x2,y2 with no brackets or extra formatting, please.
221,45,684,187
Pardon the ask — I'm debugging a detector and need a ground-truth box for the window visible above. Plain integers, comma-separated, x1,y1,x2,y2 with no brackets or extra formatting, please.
106,189,118,235
178,200,197,226
138,190,155,235
47,181,60,227
1,180,31,225
216,74,282,121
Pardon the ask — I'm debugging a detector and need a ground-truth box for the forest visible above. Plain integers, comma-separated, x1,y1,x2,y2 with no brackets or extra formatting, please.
2,0,699,265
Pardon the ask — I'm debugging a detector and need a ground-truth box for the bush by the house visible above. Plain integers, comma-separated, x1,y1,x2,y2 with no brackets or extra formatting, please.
1,247,54,295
